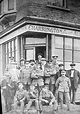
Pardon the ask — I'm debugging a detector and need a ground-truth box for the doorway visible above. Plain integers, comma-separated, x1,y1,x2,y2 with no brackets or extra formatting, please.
35,46,46,60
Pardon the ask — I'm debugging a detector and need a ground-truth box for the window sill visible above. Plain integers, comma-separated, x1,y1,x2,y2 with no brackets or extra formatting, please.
46,5,71,12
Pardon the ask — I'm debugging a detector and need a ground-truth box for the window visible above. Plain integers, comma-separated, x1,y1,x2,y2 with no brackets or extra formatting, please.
0,0,16,15
55,36,80,70
0,0,4,15
8,0,14,10
5,38,17,65
55,36,63,62
65,38,72,62
26,49,34,60
74,39,80,63
52,0,67,8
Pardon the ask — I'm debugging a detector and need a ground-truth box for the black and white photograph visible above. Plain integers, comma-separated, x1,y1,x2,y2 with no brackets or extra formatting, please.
0,0,80,114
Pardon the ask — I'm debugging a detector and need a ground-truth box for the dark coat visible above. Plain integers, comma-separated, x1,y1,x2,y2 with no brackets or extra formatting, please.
67,69,80,89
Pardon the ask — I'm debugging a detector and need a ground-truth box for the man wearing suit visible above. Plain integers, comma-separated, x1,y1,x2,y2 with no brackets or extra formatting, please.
67,63,80,104
55,64,64,82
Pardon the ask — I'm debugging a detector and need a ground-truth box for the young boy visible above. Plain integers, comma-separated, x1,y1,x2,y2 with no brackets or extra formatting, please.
55,70,71,111
13,82,28,112
39,84,58,114
26,84,40,114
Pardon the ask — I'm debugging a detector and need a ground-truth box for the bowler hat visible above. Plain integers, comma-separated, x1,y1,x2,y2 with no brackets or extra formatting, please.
70,63,75,66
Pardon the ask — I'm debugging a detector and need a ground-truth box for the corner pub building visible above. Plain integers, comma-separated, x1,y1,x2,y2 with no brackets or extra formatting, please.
0,0,80,85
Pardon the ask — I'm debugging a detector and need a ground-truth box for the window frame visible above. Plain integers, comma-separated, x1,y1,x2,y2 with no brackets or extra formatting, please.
8,0,14,11
5,38,17,65
0,0,16,15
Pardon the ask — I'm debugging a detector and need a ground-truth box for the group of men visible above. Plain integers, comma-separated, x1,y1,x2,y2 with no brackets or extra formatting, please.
1,53,80,114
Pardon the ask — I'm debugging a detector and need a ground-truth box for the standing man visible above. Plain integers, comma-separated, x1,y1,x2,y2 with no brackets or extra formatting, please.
55,64,64,82
44,60,51,87
36,53,44,70
67,63,80,104
55,63,64,104
55,70,71,110
19,58,31,90
50,55,59,95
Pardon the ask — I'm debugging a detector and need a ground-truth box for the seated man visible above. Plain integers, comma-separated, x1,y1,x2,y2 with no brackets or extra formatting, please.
39,84,58,113
25,84,40,114
13,82,28,112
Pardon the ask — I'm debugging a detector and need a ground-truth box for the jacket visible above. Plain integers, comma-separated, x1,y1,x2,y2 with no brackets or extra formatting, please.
67,69,80,89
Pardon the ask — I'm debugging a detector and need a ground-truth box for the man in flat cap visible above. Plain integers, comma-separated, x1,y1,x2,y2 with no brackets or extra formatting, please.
19,58,32,90
67,63,80,104
49,55,59,95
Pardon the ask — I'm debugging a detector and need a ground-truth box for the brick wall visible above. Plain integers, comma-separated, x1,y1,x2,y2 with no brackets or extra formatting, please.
16,0,80,25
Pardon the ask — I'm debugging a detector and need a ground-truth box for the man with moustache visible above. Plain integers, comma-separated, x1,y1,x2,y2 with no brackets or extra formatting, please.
67,63,80,104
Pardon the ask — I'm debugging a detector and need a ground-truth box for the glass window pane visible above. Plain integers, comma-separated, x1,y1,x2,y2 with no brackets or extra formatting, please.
65,62,72,70
74,39,80,50
12,40,14,51
6,54,8,64
9,52,11,57
74,51,80,62
6,44,7,53
65,50,72,61
8,0,14,10
74,63,80,71
15,50,17,62
55,36,63,48
26,49,34,60
15,38,17,50
55,49,63,61
8,42,10,53
12,51,14,57
65,38,72,49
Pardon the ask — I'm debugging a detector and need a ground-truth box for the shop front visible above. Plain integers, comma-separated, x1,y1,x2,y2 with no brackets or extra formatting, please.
0,23,80,82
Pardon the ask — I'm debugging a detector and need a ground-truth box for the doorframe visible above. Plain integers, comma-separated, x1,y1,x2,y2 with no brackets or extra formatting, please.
24,44,46,60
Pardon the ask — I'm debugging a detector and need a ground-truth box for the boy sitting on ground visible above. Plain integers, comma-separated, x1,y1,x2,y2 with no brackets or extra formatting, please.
39,84,58,114
25,84,40,114
13,82,28,112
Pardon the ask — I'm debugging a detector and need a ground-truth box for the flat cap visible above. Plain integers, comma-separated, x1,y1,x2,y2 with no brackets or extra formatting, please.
59,64,64,66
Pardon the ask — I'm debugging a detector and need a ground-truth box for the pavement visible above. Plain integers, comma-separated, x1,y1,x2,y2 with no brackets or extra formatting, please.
56,104,80,114
2,103,80,114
